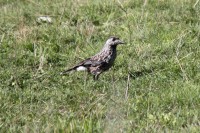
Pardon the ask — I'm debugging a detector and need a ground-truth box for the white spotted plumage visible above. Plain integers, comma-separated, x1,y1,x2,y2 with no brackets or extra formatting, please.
61,36,125,80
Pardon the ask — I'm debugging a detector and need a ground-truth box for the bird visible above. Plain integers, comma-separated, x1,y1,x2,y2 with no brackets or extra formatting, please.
60,36,125,80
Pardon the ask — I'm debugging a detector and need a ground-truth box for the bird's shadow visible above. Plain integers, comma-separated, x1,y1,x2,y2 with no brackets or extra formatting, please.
128,67,155,79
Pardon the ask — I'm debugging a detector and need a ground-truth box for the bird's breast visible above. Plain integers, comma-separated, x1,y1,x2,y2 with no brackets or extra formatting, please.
104,48,117,67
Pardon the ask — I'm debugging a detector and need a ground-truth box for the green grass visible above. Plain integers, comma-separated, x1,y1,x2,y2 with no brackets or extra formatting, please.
0,0,200,132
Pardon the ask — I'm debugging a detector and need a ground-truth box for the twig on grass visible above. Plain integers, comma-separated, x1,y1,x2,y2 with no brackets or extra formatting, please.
175,35,189,82
125,73,130,101
193,0,200,8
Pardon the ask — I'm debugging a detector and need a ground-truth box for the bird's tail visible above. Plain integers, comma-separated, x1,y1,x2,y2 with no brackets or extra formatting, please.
60,66,77,75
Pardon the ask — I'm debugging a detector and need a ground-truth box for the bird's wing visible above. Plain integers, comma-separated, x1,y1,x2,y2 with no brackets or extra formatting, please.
82,59,104,67
60,58,105,74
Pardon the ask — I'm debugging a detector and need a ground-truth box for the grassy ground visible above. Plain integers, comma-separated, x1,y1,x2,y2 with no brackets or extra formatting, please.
0,0,200,132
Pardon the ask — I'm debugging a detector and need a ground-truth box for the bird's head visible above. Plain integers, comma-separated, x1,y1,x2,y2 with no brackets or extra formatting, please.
105,36,125,46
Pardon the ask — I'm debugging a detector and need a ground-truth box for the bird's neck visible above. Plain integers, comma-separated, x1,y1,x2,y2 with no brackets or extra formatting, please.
101,45,117,52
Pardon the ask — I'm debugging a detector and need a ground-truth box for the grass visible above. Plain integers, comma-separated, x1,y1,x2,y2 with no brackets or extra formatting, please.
0,0,200,132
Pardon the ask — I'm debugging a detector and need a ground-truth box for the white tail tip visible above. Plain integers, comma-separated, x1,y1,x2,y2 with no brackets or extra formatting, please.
76,66,87,71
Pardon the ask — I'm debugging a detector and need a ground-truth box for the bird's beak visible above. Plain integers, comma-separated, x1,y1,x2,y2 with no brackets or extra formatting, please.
118,40,125,44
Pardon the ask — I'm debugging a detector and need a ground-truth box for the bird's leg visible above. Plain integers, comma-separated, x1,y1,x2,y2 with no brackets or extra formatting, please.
93,75,97,80
93,74,99,80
